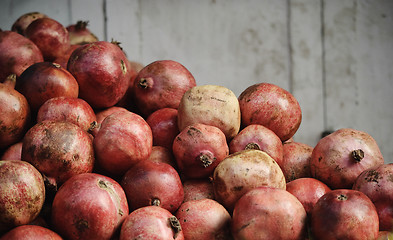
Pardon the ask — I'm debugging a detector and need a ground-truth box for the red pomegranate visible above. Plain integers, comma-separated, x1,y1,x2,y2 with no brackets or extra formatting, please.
281,141,313,182
182,179,215,203
0,74,31,149
0,225,62,240
311,189,379,240
310,128,384,189
11,12,47,35
67,41,130,109
133,60,196,117
51,173,129,240
0,30,43,81
66,20,98,45
238,82,302,142
0,142,22,160
53,44,80,69
147,146,177,169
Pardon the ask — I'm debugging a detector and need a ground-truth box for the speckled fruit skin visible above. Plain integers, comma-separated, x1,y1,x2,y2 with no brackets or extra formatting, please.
21,120,95,188
175,199,232,240
67,41,129,109
51,173,129,240
232,186,307,240
121,161,184,213
37,96,96,132
16,61,79,113
0,225,62,240
133,60,196,117
177,84,241,140
229,124,283,165
311,189,379,240
310,128,384,189
281,141,313,182
93,110,153,177
120,206,184,240
238,82,302,142
353,163,393,231
0,160,45,234
182,179,215,203
213,149,286,212
172,123,229,179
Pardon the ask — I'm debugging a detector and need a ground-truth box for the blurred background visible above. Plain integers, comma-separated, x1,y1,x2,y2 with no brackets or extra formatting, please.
1,0,392,162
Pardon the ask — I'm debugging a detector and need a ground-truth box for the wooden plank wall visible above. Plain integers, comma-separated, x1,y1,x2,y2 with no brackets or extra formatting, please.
1,0,392,163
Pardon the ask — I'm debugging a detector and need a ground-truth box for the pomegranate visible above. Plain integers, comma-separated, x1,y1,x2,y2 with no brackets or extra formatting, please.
25,17,70,61
115,59,140,112
53,44,80,69
133,60,196,117
11,12,47,36
286,177,331,216
353,163,393,231
119,206,184,240
232,186,307,240
66,20,98,45
0,142,22,160
377,231,393,240
0,160,45,234
146,108,180,150
121,161,184,213
213,149,286,211
177,84,241,140
310,128,384,189
238,82,302,142
0,74,31,149
95,106,129,125
173,123,229,179
67,41,129,109
93,110,153,177
147,146,177,169
229,124,283,164
37,96,96,132
281,141,313,182
0,30,43,81
51,173,129,240
16,62,79,113
22,120,95,189
182,179,215,202
0,225,62,240
175,199,232,240
311,189,379,240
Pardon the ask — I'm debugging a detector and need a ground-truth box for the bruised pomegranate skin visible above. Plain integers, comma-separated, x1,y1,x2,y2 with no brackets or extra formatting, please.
121,161,184,213
238,82,302,142
0,160,45,234
93,110,153,177
353,163,393,231
0,225,62,240
172,123,229,179
146,108,180,150
229,124,283,165
311,189,379,240
175,199,232,240
51,173,129,240
232,186,307,240
16,62,79,113
11,12,47,36
21,121,95,188
0,142,22,160
182,179,215,203
310,128,384,189
281,141,313,182
25,17,70,61
0,30,43,81
133,60,196,117
37,96,96,132
120,206,184,240
67,41,130,109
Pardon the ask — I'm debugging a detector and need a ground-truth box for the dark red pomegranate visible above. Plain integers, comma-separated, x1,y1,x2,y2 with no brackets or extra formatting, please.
51,173,129,240
11,12,47,36
25,17,70,61
238,82,302,142
37,96,96,132
67,41,130,109
182,179,215,202
281,141,313,182
311,189,379,240
121,161,184,213
353,163,393,231
0,30,43,81
0,225,62,240
146,108,179,150
53,44,80,69
147,146,177,169
66,20,98,45
0,74,31,149
310,128,384,189
16,62,79,113
133,60,196,117
0,160,45,234
0,142,22,160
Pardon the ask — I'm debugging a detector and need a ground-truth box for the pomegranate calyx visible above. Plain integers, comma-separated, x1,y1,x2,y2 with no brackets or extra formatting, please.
151,198,161,206
245,142,260,150
168,216,182,239
352,149,365,162
75,20,89,31
138,78,153,89
337,194,348,201
3,74,17,89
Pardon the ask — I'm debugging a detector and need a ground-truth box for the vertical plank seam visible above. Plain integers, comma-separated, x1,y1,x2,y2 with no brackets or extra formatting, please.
320,0,327,132
103,0,108,41
286,0,294,94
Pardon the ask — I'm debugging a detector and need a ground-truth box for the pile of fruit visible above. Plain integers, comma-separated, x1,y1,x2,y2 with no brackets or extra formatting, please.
0,12,392,240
